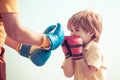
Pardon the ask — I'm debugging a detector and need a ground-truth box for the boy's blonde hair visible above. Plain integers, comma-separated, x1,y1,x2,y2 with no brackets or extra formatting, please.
67,10,102,42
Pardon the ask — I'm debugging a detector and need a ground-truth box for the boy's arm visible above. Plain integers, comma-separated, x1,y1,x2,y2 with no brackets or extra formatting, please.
61,57,74,78
61,36,74,77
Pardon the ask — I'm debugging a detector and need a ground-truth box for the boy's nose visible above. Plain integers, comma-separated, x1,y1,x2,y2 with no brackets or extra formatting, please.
71,32,77,36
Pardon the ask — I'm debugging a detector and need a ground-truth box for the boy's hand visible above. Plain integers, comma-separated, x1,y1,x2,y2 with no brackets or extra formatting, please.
67,36,83,60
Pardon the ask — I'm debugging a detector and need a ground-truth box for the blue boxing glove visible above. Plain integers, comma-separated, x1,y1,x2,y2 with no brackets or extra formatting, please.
44,23,64,50
29,49,51,66
19,23,64,66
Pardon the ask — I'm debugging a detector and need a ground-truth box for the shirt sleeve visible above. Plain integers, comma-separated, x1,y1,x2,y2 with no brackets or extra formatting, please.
85,43,102,71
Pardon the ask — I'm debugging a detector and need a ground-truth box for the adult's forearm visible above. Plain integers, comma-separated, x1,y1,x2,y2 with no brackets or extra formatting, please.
1,13,43,46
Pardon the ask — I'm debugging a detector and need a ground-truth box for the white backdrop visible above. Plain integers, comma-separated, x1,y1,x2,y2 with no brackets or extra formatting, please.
5,0,120,80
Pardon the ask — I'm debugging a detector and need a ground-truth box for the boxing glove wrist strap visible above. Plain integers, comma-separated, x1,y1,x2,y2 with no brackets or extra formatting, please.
40,34,50,49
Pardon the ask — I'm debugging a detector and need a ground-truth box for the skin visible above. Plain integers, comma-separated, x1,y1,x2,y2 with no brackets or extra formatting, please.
62,26,97,79
1,13,43,46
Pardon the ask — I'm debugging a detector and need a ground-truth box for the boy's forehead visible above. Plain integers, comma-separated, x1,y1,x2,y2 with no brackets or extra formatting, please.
69,25,81,30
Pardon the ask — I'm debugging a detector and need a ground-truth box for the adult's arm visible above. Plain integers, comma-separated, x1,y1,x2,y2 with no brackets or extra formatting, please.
1,13,43,46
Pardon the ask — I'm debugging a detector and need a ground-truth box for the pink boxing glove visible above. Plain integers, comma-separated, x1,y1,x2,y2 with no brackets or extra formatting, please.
61,36,72,59
67,36,83,60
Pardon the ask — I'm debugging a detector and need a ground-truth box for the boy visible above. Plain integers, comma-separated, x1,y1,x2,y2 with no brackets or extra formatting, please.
61,10,107,80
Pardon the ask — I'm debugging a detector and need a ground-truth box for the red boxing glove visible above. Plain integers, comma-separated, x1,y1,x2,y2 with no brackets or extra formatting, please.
67,36,83,60
61,36,72,59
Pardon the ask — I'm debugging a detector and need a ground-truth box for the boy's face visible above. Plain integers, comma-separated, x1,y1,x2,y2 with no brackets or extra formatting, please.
69,26,94,45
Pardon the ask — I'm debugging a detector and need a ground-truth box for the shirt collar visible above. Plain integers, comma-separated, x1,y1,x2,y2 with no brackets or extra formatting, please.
83,40,96,52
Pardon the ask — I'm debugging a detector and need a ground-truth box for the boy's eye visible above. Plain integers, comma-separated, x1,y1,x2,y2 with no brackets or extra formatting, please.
70,30,73,32
76,30,79,31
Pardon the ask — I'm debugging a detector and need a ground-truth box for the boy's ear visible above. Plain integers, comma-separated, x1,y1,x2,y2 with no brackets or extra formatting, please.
90,32,94,37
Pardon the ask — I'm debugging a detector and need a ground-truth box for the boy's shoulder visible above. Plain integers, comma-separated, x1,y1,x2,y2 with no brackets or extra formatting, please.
84,40,103,55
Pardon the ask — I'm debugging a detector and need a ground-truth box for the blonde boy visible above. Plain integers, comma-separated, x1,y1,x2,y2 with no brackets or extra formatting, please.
61,10,107,80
